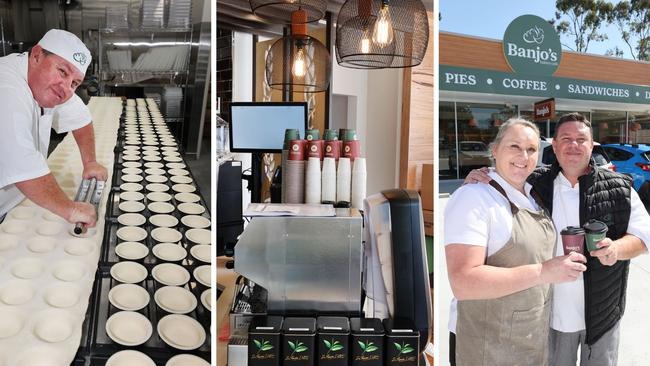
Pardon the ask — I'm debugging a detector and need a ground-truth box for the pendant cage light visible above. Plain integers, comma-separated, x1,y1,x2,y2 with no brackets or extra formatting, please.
250,0,328,24
335,0,429,69
265,10,331,93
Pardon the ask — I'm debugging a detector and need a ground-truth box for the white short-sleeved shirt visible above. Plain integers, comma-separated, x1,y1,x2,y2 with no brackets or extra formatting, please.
0,52,91,216
444,169,542,333
550,172,650,332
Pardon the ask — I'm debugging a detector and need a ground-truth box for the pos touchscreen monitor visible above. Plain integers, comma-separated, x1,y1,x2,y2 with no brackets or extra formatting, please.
229,102,308,153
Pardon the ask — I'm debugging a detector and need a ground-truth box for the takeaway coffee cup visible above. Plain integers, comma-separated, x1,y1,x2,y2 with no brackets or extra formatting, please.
307,140,324,160
324,140,341,160
289,140,307,161
284,129,300,150
583,220,608,252
560,226,585,255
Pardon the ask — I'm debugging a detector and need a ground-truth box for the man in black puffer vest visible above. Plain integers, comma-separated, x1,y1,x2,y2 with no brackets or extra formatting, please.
466,113,650,365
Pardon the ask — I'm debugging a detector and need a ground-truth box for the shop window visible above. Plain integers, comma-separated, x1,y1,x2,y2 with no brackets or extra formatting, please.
438,102,456,180
519,110,549,138
628,112,650,144
440,102,516,180
592,110,626,144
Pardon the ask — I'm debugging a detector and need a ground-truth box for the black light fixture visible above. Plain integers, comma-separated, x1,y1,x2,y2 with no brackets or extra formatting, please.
250,0,328,24
336,0,429,69
265,10,331,93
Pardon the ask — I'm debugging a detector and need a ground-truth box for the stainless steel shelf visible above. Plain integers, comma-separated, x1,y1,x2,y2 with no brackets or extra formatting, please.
100,27,192,33
102,70,189,76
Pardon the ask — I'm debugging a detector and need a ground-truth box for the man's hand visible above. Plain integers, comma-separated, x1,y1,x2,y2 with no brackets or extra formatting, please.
83,161,108,181
540,251,588,283
463,167,492,185
591,238,618,266
67,201,97,227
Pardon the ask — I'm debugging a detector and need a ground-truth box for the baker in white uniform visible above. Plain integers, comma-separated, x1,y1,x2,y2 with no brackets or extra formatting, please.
0,29,107,226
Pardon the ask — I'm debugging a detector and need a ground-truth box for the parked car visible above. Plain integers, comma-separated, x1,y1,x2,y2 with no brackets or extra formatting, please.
449,141,492,173
537,138,615,172
602,144,650,190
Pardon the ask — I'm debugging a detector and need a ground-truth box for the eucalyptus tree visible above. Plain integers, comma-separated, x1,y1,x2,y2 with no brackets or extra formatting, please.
550,0,614,53
610,0,650,61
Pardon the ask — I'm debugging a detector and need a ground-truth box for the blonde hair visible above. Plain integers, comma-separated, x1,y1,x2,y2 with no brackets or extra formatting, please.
489,118,540,150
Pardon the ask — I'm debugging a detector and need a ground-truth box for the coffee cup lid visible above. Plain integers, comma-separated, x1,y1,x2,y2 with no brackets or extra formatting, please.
305,129,320,141
583,220,608,233
324,129,338,141
284,129,300,149
561,226,584,235
284,129,300,140
343,129,357,141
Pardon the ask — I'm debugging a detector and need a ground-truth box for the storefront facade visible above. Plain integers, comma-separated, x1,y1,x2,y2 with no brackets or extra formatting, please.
439,15,650,180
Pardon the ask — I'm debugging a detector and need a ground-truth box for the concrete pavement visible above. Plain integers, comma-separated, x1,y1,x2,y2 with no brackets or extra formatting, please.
438,193,650,365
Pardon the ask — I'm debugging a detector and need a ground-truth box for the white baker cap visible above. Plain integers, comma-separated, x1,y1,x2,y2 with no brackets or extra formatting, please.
37,29,91,75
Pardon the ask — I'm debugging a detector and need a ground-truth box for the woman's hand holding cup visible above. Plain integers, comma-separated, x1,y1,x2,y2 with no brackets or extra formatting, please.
540,252,587,284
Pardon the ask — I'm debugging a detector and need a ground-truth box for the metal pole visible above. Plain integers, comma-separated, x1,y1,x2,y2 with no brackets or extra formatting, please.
453,101,459,179
0,17,6,56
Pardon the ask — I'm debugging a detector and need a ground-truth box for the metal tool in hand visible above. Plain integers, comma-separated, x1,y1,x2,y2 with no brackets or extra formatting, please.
72,178,105,235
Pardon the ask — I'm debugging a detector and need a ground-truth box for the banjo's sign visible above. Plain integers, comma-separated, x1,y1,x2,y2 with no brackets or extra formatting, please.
503,15,562,76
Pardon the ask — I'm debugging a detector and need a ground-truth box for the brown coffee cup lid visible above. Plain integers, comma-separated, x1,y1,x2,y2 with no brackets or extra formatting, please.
561,226,584,236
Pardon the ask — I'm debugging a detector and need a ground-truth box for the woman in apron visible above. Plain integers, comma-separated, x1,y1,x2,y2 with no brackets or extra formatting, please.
444,118,588,366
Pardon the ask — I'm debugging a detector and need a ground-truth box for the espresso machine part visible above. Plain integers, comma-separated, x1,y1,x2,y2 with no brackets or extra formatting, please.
235,208,363,314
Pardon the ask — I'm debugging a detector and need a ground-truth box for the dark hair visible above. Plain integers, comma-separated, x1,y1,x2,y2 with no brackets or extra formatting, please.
553,112,592,138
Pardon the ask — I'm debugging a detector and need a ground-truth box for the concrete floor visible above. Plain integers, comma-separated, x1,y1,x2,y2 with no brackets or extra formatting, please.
438,194,650,365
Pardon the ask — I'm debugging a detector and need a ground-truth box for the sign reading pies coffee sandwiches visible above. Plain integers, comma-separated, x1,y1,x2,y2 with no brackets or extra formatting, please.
440,65,650,104
503,15,562,76
534,98,555,121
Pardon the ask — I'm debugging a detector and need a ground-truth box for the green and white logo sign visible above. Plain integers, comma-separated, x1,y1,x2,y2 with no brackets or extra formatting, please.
503,14,561,76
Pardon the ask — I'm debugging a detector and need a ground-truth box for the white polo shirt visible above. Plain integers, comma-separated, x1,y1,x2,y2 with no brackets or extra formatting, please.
0,52,91,216
550,172,650,332
444,169,542,333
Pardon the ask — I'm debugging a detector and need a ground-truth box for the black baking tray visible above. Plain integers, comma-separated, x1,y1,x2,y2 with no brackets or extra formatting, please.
73,102,212,364
88,255,211,363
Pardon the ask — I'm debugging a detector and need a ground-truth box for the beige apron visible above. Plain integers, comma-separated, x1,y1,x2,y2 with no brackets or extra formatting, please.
456,181,556,366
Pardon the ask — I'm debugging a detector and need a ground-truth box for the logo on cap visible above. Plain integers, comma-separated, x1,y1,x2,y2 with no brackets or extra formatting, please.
73,52,87,65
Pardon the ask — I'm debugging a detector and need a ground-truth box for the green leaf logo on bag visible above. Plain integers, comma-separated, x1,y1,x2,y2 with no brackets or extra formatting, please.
357,340,379,356
393,342,415,355
323,339,345,357
253,339,274,354
390,341,417,363
503,14,562,76
288,340,309,357
251,338,276,360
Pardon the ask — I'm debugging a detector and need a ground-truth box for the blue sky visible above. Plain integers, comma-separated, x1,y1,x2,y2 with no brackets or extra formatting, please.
440,0,633,59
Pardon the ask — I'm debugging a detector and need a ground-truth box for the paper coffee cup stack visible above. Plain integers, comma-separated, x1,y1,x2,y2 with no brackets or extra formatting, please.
336,157,352,205
321,157,337,204
282,129,300,203
305,157,321,203
279,128,367,207
351,157,367,209
285,137,306,203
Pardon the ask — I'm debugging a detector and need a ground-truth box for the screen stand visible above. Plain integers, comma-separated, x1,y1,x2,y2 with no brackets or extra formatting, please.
251,152,263,203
